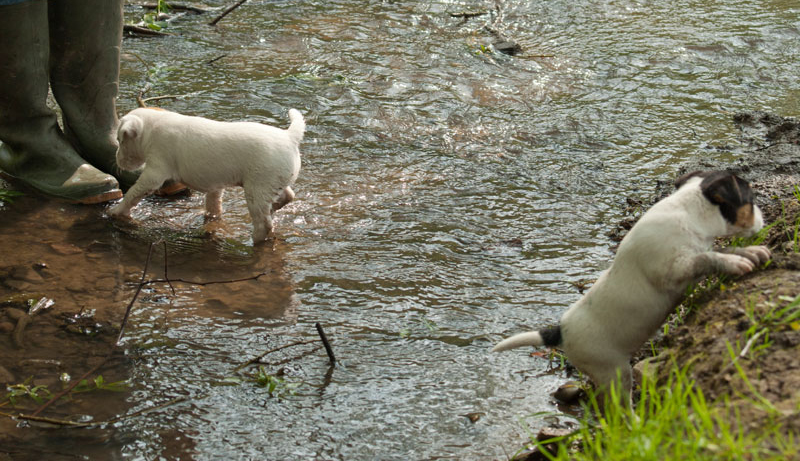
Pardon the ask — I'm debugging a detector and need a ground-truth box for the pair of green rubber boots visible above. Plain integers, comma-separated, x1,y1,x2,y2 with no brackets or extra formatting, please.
0,0,138,204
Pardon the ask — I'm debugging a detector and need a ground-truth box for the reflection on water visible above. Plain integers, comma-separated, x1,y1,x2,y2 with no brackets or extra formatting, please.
1,0,798,458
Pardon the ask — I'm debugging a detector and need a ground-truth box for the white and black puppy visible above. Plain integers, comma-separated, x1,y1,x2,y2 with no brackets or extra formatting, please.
492,171,771,405
108,107,305,243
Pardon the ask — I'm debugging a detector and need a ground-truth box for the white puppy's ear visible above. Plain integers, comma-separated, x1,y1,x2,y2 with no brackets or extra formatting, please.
116,114,147,171
117,115,143,144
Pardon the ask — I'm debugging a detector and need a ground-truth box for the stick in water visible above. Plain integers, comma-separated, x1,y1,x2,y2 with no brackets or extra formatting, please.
315,323,336,365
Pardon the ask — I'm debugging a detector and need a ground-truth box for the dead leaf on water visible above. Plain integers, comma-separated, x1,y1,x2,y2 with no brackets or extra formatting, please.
462,412,484,423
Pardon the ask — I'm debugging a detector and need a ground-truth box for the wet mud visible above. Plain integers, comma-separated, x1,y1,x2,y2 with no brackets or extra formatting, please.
0,190,297,459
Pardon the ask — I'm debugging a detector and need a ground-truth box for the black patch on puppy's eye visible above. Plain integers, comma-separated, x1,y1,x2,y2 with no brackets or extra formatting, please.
699,171,755,225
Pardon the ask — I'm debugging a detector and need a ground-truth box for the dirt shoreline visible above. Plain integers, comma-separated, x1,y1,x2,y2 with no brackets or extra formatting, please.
646,112,800,441
517,112,800,460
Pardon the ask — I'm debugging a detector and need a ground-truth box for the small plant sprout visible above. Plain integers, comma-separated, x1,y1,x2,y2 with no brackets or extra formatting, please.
72,375,131,393
421,317,438,332
4,377,53,405
140,0,171,31
252,367,302,398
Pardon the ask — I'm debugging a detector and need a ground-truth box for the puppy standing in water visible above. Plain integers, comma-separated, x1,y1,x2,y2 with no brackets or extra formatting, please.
493,171,771,406
108,107,305,243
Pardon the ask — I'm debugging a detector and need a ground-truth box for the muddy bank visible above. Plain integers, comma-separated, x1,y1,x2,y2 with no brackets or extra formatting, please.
648,112,800,442
626,113,800,444
518,113,800,460
655,253,800,438
0,199,295,459
610,111,800,244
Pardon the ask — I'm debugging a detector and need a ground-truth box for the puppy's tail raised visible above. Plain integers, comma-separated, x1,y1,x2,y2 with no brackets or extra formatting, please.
287,109,305,145
491,325,561,352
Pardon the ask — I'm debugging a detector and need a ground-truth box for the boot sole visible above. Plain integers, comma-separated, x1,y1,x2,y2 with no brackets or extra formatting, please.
75,189,123,204
0,171,122,205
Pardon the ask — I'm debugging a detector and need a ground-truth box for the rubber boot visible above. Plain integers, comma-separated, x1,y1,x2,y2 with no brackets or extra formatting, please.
47,0,141,190
0,0,122,204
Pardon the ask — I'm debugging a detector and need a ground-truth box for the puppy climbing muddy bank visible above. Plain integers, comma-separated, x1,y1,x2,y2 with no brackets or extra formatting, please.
493,171,771,406
108,107,305,243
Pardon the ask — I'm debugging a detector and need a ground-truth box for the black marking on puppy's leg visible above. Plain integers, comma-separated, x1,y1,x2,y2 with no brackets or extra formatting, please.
539,325,562,347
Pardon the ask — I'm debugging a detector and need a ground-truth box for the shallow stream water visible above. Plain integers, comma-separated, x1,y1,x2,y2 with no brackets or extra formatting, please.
1,0,799,459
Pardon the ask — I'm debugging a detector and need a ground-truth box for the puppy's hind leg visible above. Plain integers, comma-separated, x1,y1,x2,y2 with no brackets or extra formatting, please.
205,189,224,219
244,186,273,243
584,360,634,413
271,186,295,214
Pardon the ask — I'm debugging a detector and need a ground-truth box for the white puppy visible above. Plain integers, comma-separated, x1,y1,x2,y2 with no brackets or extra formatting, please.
108,107,305,243
493,171,771,405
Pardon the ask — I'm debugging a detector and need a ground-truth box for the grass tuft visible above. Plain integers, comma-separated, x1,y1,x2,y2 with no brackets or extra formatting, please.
523,361,799,460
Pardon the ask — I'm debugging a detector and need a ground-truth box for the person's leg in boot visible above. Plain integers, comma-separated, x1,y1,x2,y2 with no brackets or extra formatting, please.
46,0,143,189
0,0,122,203
48,0,186,195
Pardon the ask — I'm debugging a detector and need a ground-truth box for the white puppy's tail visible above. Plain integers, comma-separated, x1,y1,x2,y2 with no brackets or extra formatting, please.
287,109,305,145
491,325,561,352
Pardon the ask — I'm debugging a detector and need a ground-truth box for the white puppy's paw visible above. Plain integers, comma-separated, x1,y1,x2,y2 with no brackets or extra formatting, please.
716,253,755,275
737,245,771,266
107,202,131,218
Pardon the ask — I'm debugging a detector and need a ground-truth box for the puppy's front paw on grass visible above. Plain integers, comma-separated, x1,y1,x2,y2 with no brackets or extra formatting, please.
739,245,771,265
717,253,755,276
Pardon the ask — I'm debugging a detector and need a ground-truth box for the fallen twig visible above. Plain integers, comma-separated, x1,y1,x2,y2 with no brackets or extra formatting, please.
720,328,767,374
146,272,269,288
137,83,153,108
315,323,336,365
116,242,157,345
207,54,228,65
123,24,171,37
3,241,275,427
450,11,488,19
26,243,156,416
233,340,318,372
755,141,793,151
115,242,270,343
162,240,175,295
136,83,198,108
15,396,188,428
142,2,211,14
30,352,114,417
739,328,767,359
11,312,30,349
267,345,324,368
208,0,249,26
140,94,194,105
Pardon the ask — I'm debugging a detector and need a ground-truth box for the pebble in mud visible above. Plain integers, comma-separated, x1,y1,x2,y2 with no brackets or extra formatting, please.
512,427,577,461
50,243,82,255
552,381,585,404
